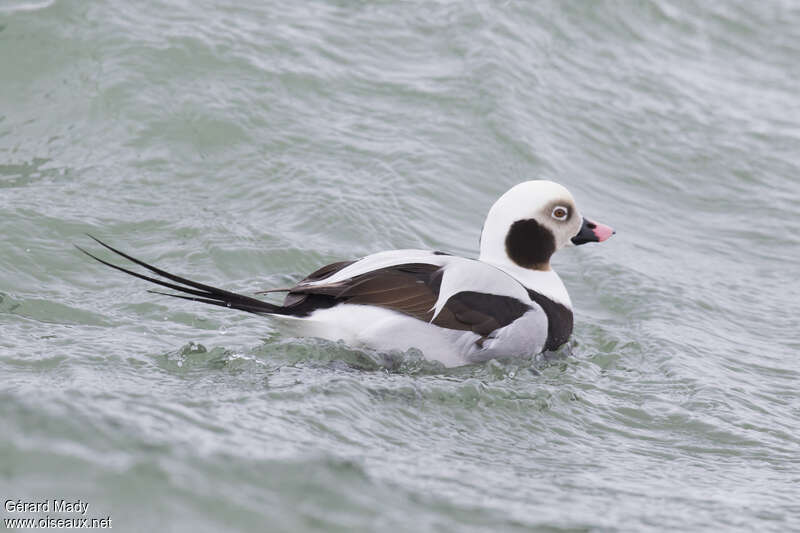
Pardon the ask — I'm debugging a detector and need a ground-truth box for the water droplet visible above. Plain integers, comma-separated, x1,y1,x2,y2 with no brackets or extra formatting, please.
176,360,183,368
226,303,231,308
25,248,31,253
219,326,227,335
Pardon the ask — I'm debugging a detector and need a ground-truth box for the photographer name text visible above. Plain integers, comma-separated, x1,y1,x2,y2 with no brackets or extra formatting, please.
5,500,89,515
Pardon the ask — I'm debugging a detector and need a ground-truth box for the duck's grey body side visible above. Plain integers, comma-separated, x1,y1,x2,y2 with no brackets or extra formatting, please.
277,249,569,367
291,304,547,367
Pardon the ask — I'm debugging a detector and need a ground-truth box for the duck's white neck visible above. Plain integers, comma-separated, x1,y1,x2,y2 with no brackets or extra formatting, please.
481,257,572,308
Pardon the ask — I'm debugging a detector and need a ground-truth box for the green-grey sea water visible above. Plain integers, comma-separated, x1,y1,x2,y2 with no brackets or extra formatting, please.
2,1,799,531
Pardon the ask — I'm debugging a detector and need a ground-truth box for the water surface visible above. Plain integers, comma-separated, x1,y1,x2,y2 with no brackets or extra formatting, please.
1,1,799,531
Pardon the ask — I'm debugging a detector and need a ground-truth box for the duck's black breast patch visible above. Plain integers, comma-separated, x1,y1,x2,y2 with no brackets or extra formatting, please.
526,289,573,351
505,219,555,268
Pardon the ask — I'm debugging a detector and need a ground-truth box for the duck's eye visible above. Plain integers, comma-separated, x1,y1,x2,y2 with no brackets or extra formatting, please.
551,206,569,221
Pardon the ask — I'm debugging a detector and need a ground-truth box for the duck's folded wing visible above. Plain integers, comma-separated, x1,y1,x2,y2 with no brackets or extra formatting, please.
286,263,444,321
432,291,530,337
286,263,531,338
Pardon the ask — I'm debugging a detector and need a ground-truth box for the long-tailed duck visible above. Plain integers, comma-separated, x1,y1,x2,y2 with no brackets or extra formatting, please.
78,180,613,367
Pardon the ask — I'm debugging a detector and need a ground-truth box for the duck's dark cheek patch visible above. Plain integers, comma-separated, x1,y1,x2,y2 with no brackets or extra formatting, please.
505,219,555,268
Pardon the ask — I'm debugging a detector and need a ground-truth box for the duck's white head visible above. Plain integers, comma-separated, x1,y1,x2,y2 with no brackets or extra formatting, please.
479,180,614,271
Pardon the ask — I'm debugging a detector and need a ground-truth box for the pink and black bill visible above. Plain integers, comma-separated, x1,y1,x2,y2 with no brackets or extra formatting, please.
571,217,614,245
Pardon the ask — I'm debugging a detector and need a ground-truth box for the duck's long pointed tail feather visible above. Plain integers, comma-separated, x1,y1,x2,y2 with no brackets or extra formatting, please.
76,235,288,315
